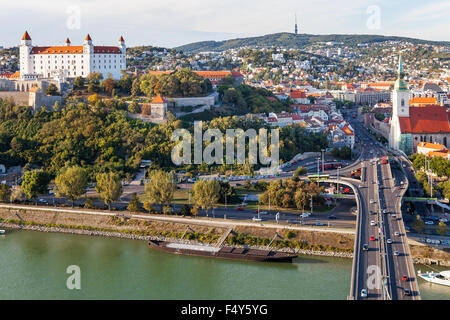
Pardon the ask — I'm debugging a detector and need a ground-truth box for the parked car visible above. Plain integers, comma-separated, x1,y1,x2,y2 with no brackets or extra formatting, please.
404,289,412,296
394,251,400,256
360,289,368,298
387,239,393,244
370,236,376,241
362,244,369,251
402,275,409,281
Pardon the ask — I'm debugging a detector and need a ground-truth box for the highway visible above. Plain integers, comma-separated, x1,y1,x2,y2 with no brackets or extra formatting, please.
348,112,420,300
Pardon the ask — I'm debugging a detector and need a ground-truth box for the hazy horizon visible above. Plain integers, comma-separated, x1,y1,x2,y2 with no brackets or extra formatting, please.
1,0,449,49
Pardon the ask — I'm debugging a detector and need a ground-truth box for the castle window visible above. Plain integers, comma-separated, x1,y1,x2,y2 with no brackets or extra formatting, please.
401,99,405,107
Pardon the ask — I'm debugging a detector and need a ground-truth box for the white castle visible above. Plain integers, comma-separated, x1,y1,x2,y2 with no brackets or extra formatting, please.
19,31,126,81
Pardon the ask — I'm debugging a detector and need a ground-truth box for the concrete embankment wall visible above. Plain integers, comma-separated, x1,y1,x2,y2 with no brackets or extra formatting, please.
0,205,355,257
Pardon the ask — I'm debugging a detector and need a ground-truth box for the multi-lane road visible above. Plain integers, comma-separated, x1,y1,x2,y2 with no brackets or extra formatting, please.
348,113,420,300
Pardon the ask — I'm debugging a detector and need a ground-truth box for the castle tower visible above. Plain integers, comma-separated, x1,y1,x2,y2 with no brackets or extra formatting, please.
65,38,71,46
151,94,168,120
392,54,410,118
83,34,93,75
20,31,32,77
118,36,126,53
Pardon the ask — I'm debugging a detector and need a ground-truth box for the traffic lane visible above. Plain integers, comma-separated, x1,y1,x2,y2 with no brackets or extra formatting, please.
381,162,416,299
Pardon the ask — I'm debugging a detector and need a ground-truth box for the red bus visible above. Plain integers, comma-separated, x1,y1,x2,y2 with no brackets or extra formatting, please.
323,162,343,170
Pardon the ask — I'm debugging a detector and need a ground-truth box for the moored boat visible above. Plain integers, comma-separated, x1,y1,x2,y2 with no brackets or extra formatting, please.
418,270,450,287
148,240,297,263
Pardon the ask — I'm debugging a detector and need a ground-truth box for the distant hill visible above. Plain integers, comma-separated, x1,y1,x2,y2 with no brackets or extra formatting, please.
175,32,450,53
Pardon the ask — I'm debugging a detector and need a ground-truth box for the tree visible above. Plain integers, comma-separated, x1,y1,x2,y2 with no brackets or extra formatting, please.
127,193,142,212
54,166,89,207
46,84,60,96
144,170,176,212
74,76,85,89
0,184,11,202
131,78,142,96
21,170,51,202
10,188,25,203
103,78,115,96
180,204,191,216
95,172,123,210
412,214,425,234
192,180,220,217
128,101,141,113
294,166,307,177
436,221,448,236
88,94,100,105
191,206,199,217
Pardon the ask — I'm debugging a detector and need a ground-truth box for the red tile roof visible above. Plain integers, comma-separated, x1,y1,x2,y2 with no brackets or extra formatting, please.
290,90,307,99
30,45,121,54
22,31,31,40
409,97,437,105
152,94,167,104
399,106,450,134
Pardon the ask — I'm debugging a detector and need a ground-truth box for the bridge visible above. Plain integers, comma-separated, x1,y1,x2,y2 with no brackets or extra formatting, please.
345,120,421,300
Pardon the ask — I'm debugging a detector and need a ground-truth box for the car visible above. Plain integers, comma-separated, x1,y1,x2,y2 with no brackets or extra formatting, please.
370,220,376,226
402,275,409,281
387,239,393,244
252,217,262,222
362,244,369,251
404,289,412,296
370,236,376,241
370,199,375,204
425,221,434,225
394,251,399,256
391,214,397,219
259,211,268,215
360,289,368,298
394,231,400,237
396,194,401,198
370,211,376,215
38,198,48,203
237,207,244,211
315,222,325,226
328,215,337,220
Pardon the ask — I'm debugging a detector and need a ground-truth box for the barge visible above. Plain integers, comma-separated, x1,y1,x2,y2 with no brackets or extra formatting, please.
148,240,297,263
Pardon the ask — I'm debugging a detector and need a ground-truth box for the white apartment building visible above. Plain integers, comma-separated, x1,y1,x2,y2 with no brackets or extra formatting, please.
19,32,126,80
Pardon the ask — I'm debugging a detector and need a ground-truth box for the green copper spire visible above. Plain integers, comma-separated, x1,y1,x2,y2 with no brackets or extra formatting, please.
395,54,408,91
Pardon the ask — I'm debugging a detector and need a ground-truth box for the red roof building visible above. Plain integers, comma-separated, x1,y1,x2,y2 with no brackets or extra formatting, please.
398,106,450,134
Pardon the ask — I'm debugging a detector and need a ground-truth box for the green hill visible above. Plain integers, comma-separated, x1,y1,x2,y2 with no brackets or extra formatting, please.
175,32,450,53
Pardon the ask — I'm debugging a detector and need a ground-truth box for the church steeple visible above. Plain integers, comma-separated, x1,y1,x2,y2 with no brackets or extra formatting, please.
294,14,298,35
394,54,408,91
392,53,410,118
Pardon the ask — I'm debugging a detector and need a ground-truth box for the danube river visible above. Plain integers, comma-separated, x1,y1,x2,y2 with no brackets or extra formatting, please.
0,229,449,300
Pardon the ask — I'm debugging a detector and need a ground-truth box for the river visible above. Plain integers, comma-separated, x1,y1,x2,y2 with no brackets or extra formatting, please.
0,229,449,300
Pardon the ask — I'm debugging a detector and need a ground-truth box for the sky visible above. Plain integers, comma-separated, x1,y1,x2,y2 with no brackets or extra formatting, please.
1,0,449,48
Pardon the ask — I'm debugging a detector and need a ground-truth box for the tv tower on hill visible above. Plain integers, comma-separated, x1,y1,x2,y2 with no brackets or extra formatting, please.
295,14,298,34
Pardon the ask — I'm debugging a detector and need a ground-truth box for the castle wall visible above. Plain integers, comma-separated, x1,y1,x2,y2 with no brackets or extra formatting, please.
0,92,30,105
